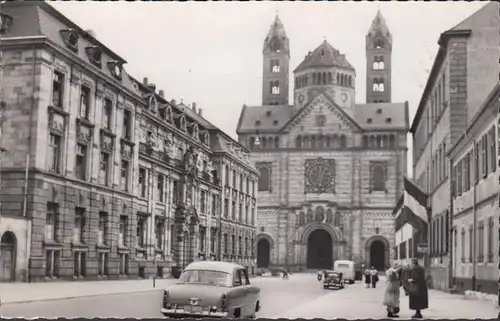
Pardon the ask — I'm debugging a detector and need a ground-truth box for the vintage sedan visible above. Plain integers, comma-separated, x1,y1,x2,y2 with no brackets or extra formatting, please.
161,261,261,318
323,270,345,290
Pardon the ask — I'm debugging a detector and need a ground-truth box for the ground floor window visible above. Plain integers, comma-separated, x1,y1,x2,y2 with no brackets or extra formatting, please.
45,250,60,278
119,253,129,276
73,251,86,278
98,252,109,277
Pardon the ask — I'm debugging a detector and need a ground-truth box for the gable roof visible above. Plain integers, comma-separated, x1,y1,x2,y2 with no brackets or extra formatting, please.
294,40,354,73
353,102,409,130
236,104,294,134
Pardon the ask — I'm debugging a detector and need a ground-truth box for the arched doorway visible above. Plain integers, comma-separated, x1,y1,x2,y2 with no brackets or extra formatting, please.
0,231,17,282
307,229,333,269
257,239,271,268
369,240,386,271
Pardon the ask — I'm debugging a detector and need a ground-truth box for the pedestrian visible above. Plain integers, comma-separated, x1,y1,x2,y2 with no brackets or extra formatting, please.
364,268,371,288
383,262,402,318
282,269,289,280
371,267,379,288
317,270,322,282
404,258,428,319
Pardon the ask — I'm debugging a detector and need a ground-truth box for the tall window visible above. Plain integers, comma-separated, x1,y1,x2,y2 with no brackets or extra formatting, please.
481,136,487,177
119,215,127,247
199,227,206,252
238,236,243,256
487,217,494,262
211,194,217,216
48,133,62,173
232,199,236,221
46,203,58,241
270,81,280,95
371,165,386,192
99,152,110,186
200,191,206,214
172,180,178,204
223,233,228,254
232,170,237,188
270,59,280,73
46,250,60,278
489,126,496,173
257,164,271,192
79,86,90,119
156,219,164,249
120,160,129,191
223,198,229,218
461,227,465,262
52,71,64,108
98,212,108,245
139,168,147,198
75,144,87,180
103,98,112,130
157,174,165,202
478,221,484,262
73,251,86,278
98,252,108,276
210,228,217,253
73,208,85,243
231,235,236,254
122,109,132,140
136,216,146,248
468,225,473,262
119,253,129,276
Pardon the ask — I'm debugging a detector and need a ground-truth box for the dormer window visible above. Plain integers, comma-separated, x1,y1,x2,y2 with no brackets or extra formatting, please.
386,117,392,123
85,46,102,68
132,83,139,92
149,96,157,114
273,120,278,126
375,39,384,49
266,111,272,117
204,132,210,145
164,105,172,123
376,108,382,114
60,29,79,53
367,118,373,124
180,116,187,131
255,120,261,126
192,124,199,139
107,61,123,81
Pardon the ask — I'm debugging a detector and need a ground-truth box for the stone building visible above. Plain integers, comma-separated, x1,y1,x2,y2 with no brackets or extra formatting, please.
409,2,500,292
0,1,257,283
448,83,499,295
236,12,409,271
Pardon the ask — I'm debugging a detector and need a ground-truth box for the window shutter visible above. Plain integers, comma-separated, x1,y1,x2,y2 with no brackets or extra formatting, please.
474,142,480,185
490,126,496,173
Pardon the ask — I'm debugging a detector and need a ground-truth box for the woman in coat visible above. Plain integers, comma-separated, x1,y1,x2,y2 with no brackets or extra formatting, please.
364,268,371,288
383,263,402,318
370,267,379,288
405,259,428,319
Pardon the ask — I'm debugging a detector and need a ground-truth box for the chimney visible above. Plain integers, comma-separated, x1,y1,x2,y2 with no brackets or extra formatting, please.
143,77,148,86
159,90,165,98
170,99,177,106
198,108,203,117
86,29,96,38
192,102,197,113
147,83,156,92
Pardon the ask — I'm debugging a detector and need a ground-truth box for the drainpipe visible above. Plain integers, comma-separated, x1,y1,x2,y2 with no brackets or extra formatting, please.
466,132,477,291
448,156,455,290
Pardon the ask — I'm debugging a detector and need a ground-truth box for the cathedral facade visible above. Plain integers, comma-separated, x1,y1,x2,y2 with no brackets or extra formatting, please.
236,12,409,271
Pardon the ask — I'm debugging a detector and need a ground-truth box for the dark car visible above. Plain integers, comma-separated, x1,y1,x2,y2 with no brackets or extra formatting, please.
323,270,345,290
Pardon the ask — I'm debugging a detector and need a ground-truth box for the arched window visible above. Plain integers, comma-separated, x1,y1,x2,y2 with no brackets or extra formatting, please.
379,79,385,92
249,137,255,149
370,135,376,148
271,59,280,73
326,136,331,148
322,72,327,85
306,208,314,223
303,136,310,148
341,74,345,86
373,56,379,70
317,135,324,148
331,135,338,148
376,135,382,148
336,73,340,84
382,135,388,147
334,212,341,226
362,136,369,148
311,136,317,148
274,137,279,148
340,135,347,148
371,164,386,192
328,72,332,84
373,79,379,92
378,56,385,69
315,206,325,222
375,39,384,49
348,75,352,87
271,81,280,95
312,73,317,85
296,136,302,148
261,137,267,148
326,209,333,223
389,135,396,148
257,164,271,191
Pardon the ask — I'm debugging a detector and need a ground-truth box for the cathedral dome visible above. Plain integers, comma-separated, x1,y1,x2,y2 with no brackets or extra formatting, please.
294,40,354,73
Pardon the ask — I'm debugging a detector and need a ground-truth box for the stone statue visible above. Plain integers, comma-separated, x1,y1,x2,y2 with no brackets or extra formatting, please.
205,160,214,173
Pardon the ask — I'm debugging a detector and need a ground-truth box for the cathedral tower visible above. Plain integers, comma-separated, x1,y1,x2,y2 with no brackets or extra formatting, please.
262,15,290,106
366,11,392,103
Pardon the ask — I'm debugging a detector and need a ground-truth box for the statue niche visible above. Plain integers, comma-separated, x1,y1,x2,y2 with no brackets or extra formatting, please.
182,146,199,184
298,211,305,226
315,206,325,222
306,208,314,223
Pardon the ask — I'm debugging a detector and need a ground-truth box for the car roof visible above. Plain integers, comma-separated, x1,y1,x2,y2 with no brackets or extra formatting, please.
184,261,244,274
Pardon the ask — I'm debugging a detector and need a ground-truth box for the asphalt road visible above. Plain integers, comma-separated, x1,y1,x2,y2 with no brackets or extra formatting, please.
1,273,331,318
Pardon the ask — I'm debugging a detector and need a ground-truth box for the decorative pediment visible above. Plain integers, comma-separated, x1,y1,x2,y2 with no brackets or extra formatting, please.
202,130,210,145
76,122,92,143
120,141,133,160
163,105,173,123
107,61,123,80
85,46,102,68
60,29,79,52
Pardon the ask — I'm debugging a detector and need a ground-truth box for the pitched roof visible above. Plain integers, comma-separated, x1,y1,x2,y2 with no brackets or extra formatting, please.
353,102,408,130
367,10,392,45
263,15,289,53
450,2,499,32
294,40,354,73
236,105,294,134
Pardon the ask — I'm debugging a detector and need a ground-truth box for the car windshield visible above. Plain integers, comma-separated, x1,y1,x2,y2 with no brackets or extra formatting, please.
327,272,339,277
178,269,232,287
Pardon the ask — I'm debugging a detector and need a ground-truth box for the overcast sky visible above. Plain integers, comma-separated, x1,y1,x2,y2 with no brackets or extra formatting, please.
51,1,485,176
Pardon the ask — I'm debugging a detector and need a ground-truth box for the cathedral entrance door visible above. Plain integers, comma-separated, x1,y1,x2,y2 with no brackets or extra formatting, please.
306,229,333,269
257,239,271,268
369,240,386,271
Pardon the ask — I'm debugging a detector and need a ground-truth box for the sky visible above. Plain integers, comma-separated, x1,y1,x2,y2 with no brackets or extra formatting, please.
51,1,486,177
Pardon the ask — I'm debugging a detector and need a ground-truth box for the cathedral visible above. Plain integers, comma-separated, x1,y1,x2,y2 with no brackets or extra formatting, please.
236,11,409,271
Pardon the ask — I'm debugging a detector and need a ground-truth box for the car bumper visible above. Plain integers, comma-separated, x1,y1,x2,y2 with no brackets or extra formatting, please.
161,308,228,318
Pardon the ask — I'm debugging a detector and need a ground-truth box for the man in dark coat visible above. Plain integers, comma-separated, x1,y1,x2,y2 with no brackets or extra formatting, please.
407,258,428,318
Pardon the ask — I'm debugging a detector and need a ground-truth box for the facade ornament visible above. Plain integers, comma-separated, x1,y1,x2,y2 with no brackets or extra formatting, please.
182,146,199,183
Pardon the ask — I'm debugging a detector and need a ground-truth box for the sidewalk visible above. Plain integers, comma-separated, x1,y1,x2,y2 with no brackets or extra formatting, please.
0,278,178,305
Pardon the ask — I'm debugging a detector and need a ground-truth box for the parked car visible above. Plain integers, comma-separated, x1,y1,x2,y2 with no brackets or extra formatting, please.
334,260,356,284
161,261,261,318
323,270,345,290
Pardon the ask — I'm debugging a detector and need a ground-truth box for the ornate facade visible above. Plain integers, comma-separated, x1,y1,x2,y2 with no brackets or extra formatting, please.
0,1,257,283
236,13,409,271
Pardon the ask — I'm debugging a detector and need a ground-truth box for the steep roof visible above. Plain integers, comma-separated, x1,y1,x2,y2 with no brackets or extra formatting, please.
294,40,354,73
236,105,295,134
367,10,392,45
263,15,289,54
450,2,498,32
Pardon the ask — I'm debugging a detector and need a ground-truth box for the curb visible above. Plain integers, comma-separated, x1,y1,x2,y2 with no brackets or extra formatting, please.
463,290,498,306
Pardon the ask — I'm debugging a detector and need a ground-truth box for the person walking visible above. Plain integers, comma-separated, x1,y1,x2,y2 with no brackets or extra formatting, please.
404,258,428,319
364,268,371,288
383,262,402,318
371,267,379,288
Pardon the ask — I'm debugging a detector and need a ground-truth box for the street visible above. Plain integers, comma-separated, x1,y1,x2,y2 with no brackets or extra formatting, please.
1,273,498,319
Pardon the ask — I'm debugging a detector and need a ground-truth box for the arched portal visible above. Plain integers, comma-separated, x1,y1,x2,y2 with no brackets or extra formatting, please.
369,240,387,271
307,229,333,269
257,239,271,268
0,231,17,282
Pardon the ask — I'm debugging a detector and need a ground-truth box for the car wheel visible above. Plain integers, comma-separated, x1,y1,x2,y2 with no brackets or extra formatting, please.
323,285,327,289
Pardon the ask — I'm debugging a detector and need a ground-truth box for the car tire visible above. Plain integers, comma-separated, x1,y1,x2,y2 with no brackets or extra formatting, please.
323,285,327,289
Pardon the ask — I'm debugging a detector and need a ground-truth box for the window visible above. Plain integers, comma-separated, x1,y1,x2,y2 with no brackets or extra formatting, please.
257,163,271,192
487,217,494,262
99,152,110,186
231,235,236,254
136,216,146,248
211,194,217,216
232,199,236,220
246,178,250,194
238,236,243,256
199,227,206,252
73,251,86,278
223,233,228,254
239,174,243,191
123,109,132,139
271,59,280,73
156,219,164,249
79,86,90,119
172,180,179,204
210,228,217,253
468,225,473,262
478,221,484,262
157,174,165,202
97,212,108,245
75,144,87,180
371,164,386,192
464,153,470,191
270,81,280,95
474,142,480,185
200,190,206,213
139,168,147,198
46,250,60,278
73,208,85,243
46,203,58,241
489,126,496,173
232,170,237,188
120,160,129,191
223,198,229,218
98,252,108,276
52,71,64,108
457,161,462,195
119,253,129,276
103,98,112,130
239,203,243,222
481,136,487,178
48,133,62,173
119,215,127,247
